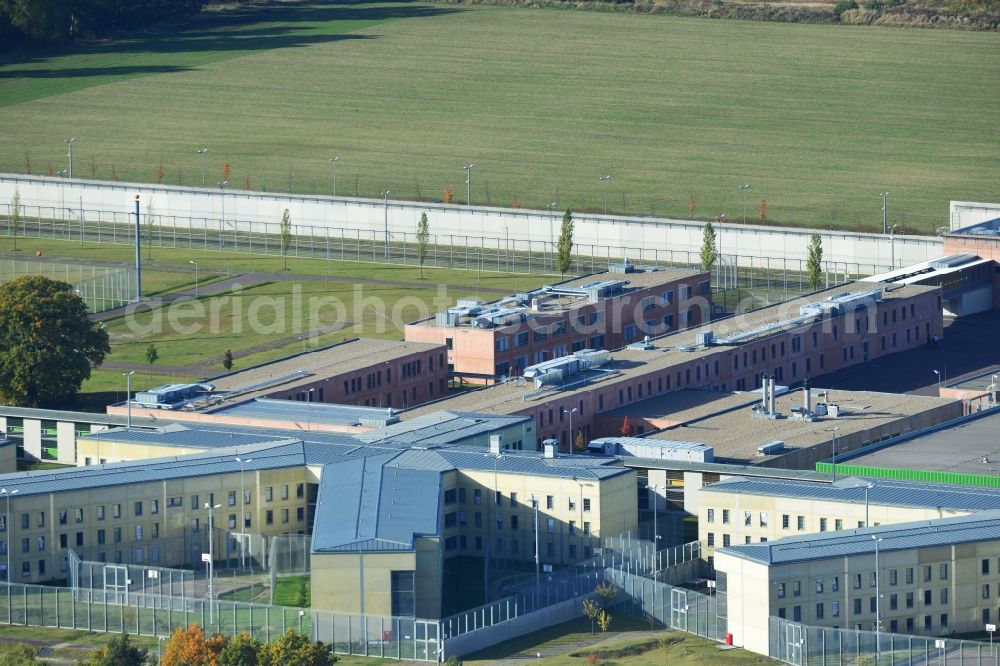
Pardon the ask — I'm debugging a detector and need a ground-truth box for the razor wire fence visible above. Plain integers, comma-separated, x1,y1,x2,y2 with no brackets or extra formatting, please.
769,616,999,666
312,610,441,662
1,202,872,312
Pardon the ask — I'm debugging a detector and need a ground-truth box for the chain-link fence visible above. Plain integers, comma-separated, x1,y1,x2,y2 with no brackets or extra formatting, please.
0,257,133,312
769,616,999,666
1,202,868,312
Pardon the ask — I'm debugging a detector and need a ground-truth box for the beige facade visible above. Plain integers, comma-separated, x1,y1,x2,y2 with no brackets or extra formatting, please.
0,465,310,584
699,490,971,559
718,529,1000,655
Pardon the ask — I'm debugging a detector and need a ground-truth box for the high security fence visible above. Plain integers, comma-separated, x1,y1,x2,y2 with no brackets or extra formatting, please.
312,610,441,662
769,616,999,666
1,203,868,311
0,580,309,644
605,566,726,642
0,257,133,312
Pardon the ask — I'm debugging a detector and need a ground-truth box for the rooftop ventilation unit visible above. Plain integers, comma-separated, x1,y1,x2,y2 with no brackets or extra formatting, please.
696,331,714,346
522,349,610,388
135,383,214,407
608,258,636,274
628,335,655,351
799,288,883,318
473,307,528,328
756,440,785,456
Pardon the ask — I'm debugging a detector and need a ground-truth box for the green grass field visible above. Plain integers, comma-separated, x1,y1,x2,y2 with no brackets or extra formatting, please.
1,2,997,232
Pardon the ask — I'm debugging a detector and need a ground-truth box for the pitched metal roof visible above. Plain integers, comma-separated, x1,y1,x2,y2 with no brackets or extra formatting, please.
79,424,286,449
435,448,629,480
209,399,395,427
720,511,1000,565
701,475,1000,512
311,452,443,553
356,411,530,446
0,441,307,497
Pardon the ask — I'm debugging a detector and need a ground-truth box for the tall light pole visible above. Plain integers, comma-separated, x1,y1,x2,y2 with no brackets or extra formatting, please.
134,194,142,301
123,370,135,428
189,260,199,297
531,494,540,597
881,191,890,234
464,163,475,206
65,138,75,178
863,482,873,527
1,488,17,585
827,426,840,482
599,175,612,215
872,535,884,638
646,484,661,570
933,369,941,396
197,148,208,187
329,155,341,197
739,184,751,224
889,224,898,270
306,388,314,431
381,190,391,259
235,457,252,572
205,502,221,622
564,407,577,454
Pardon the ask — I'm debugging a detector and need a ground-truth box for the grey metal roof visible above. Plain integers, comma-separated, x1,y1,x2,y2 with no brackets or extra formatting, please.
623,459,831,481
435,448,630,480
720,511,1000,565
209,399,395,427
0,441,307,497
312,452,443,552
701,475,1000,512
79,424,283,450
356,411,530,445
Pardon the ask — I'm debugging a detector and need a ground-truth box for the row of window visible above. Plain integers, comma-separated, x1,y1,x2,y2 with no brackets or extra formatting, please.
443,488,591,512
443,534,595,560
778,603,966,634
2,546,171,580
443,509,592,535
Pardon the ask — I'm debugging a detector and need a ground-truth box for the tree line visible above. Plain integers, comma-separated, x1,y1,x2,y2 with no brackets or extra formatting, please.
0,0,207,46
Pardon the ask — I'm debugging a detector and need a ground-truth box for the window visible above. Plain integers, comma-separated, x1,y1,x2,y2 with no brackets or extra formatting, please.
569,521,576,535
941,588,948,604
281,509,289,523
112,505,121,519
191,495,199,511
797,516,805,531
793,606,801,622
940,563,948,580
266,510,273,525
37,537,45,552
297,484,305,498
281,485,289,500
782,514,789,529
97,529,106,545
722,534,731,547
777,583,785,598
854,574,862,590
228,491,237,507
889,569,897,586
583,522,591,535
546,495,554,510
906,568,914,584
744,511,752,527
707,509,715,524
819,518,827,532
816,579,824,594
984,558,991,575
923,590,932,605
150,500,158,515
940,613,949,629
135,525,143,541
924,615,932,631
832,601,840,618
792,581,801,597
815,603,824,620
113,528,121,544
722,509,730,525
835,519,843,531
853,599,862,615
296,507,304,521
832,577,839,592
923,565,932,582
546,518,555,533
583,498,591,512
890,594,898,610
759,513,768,528
568,497,576,511
59,510,67,525
168,497,182,508
984,584,991,600
906,592,913,609
707,533,715,547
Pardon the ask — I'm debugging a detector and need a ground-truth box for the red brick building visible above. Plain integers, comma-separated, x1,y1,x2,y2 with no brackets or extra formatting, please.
405,264,710,383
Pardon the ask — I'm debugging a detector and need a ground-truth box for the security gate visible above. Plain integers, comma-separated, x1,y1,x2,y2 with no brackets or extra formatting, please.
785,621,804,666
670,588,689,631
104,564,128,604
414,619,440,661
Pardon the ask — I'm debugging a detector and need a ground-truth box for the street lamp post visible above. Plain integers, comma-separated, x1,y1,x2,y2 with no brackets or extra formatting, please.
889,224,898,270
739,184,751,223
123,370,135,428
65,138,75,178
864,483,873,527
646,484,661,571
933,369,941,396
599,175,612,215
827,426,840,482
531,494,540,597
197,148,208,187
564,407,578,454
464,164,476,206
873,536,884,639
306,388,314,431
205,502,221,622
1,488,17,587
235,457,253,572
881,191,890,234
547,202,558,269
329,155,341,197
381,190,391,259
189,260,199,297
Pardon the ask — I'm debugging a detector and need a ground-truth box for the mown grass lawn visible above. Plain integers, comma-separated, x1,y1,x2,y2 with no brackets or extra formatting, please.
1,2,997,232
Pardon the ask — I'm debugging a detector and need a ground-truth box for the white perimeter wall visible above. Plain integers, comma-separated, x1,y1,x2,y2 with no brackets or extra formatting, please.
0,174,945,270
949,201,1000,231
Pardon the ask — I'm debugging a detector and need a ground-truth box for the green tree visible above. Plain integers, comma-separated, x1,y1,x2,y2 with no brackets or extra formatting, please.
582,598,600,634
144,343,159,367
574,428,586,452
700,221,718,273
807,233,824,290
556,208,574,277
597,609,613,633
80,632,148,666
0,276,109,407
260,630,336,666
217,632,261,666
223,349,234,372
9,189,20,252
0,643,40,666
416,212,430,279
594,582,619,609
281,208,292,271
